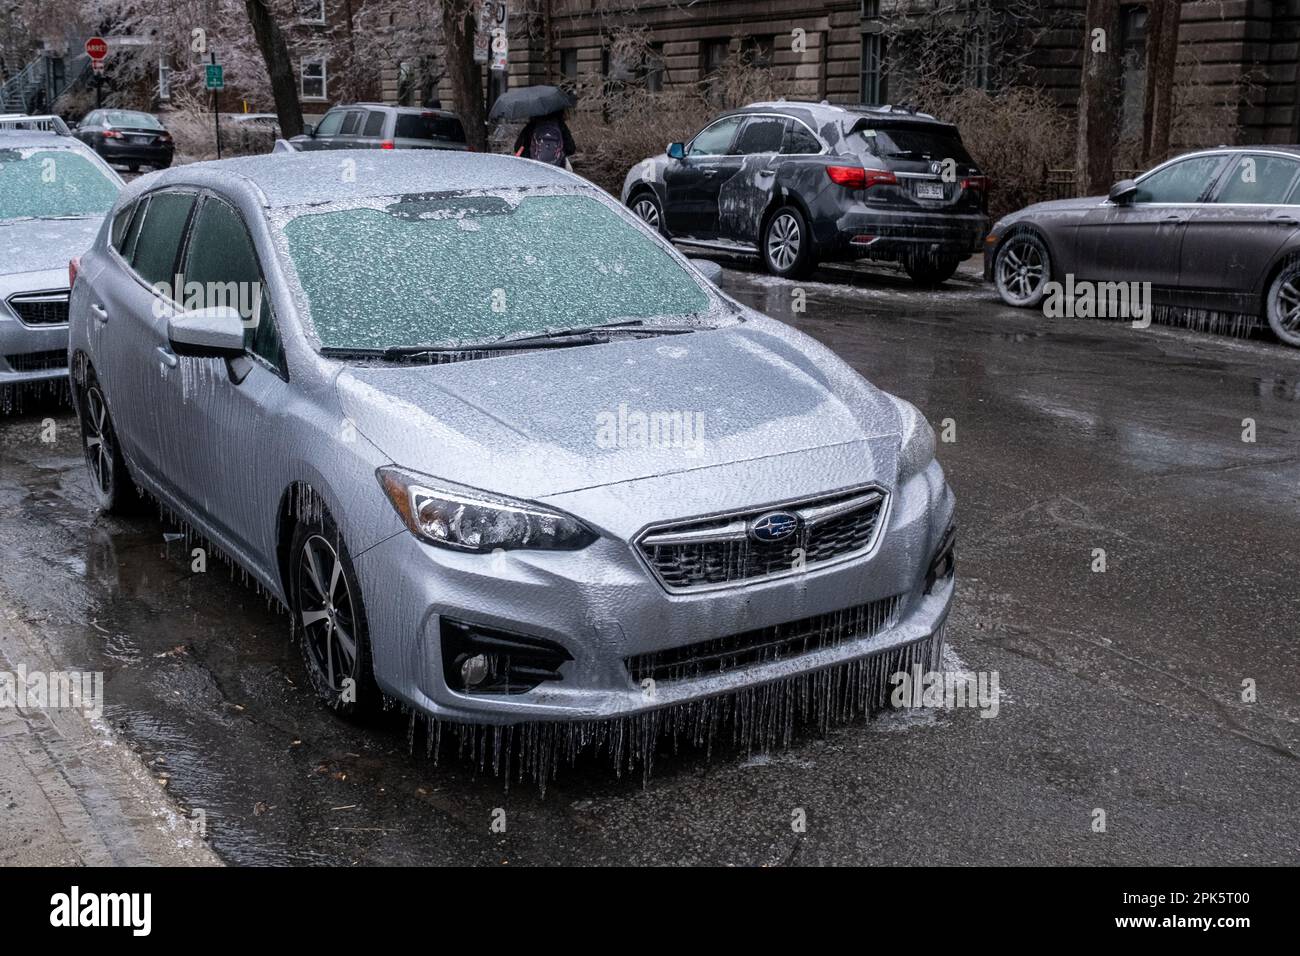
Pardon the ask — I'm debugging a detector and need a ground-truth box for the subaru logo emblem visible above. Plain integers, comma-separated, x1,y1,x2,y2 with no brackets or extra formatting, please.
749,511,799,543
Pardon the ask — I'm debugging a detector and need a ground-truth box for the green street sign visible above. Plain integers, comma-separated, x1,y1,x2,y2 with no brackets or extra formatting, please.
205,64,224,90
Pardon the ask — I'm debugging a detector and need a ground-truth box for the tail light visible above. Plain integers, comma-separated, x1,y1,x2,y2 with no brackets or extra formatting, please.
826,165,896,190
102,130,122,139
961,175,991,192
380,140,395,150
69,256,81,289
158,133,172,143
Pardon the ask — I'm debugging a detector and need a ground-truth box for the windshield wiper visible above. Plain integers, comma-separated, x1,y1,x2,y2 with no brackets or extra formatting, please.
321,321,704,362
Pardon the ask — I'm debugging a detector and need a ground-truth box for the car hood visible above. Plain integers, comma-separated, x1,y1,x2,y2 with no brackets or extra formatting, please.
0,216,102,277
335,322,904,499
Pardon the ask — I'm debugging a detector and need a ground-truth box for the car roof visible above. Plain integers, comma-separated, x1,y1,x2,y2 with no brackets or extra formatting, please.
124,149,576,208
0,130,90,150
337,103,459,117
735,100,943,124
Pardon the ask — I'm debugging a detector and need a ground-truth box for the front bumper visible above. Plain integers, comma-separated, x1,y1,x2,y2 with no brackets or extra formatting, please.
0,277,70,388
352,460,956,725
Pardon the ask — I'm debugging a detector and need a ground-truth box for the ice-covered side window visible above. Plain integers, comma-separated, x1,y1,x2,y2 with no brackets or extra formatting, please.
0,149,120,221
282,193,712,350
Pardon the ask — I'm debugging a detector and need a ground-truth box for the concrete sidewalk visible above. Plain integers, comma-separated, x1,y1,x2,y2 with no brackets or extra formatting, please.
0,606,220,866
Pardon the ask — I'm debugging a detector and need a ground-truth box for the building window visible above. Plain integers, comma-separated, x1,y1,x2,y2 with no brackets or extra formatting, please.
860,0,886,105
963,23,990,90
740,35,774,69
559,49,578,83
644,43,665,93
702,38,730,76
301,57,327,100
298,0,325,25
860,33,887,104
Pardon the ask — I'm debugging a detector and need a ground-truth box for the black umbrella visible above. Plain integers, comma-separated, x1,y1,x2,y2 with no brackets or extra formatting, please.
488,85,575,123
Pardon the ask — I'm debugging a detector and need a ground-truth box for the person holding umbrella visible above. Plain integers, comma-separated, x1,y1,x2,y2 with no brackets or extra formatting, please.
489,85,578,169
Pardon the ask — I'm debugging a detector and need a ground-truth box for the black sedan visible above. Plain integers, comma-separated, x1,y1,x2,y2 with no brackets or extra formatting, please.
622,101,988,284
73,109,173,172
986,147,1300,348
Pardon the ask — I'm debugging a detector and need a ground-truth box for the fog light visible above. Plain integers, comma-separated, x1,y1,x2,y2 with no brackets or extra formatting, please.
924,523,957,594
459,653,491,688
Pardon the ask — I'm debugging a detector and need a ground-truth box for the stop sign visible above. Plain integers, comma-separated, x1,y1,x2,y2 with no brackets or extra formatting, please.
85,37,108,61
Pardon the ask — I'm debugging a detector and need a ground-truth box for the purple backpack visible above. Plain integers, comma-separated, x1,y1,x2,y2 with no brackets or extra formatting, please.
529,120,566,166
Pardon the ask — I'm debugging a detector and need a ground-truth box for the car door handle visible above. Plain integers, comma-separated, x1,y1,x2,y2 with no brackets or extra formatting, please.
155,346,178,369
1272,214,1300,226
90,303,108,323
760,168,777,175
1162,215,1186,223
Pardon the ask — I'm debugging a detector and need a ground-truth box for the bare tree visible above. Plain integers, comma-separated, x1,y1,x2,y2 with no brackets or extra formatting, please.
244,0,302,137
441,0,485,151
1141,0,1180,165
1076,0,1120,194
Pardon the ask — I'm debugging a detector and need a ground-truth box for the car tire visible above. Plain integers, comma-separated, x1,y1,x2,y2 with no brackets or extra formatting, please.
762,206,816,279
630,191,666,236
290,509,381,719
903,253,962,286
1264,258,1300,348
993,231,1051,308
75,370,143,515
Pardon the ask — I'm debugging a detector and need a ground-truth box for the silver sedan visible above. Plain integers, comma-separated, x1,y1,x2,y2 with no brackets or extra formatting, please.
67,151,955,762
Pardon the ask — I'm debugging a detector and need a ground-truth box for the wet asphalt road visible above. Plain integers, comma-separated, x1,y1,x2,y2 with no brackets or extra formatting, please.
1,261,1297,866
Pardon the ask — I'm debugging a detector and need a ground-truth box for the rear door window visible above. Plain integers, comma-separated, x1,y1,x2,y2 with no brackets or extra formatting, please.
130,191,196,286
1213,155,1300,205
339,110,364,136
363,111,386,137
183,196,281,369
110,202,135,250
781,121,821,154
394,112,466,143
731,116,786,155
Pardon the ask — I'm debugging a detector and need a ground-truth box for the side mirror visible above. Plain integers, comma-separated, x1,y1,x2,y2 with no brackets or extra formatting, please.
1109,179,1138,204
304,123,316,137
667,142,685,160
689,257,723,283
168,306,246,359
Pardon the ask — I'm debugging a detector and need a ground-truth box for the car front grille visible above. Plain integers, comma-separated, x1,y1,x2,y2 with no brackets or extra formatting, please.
636,487,887,591
5,349,67,372
7,291,69,326
625,594,905,684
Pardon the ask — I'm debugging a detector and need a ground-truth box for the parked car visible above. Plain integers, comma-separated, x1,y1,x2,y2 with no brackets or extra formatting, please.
66,151,955,747
622,100,989,283
289,104,468,152
987,146,1300,348
0,118,122,405
73,109,174,172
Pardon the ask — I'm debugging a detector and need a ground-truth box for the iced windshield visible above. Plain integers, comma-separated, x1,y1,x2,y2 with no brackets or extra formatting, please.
280,192,714,350
850,123,973,164
0,149,120,222
104,111,163,130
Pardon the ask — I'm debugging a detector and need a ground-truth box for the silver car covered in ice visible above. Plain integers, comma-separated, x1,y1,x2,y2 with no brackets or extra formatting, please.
67,151,955,761
0,124,121,405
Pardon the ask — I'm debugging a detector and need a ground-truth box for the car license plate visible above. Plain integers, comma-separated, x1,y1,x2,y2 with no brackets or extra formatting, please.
915,182,945,200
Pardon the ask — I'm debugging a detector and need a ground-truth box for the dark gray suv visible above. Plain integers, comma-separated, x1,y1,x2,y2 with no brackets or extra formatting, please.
290,104,468,152
622,100,988,284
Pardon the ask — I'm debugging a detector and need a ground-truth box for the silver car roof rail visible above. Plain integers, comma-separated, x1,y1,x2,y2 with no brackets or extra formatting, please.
0,114,72,135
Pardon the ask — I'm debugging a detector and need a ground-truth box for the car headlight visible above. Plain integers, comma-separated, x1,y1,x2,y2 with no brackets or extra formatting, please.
377,467,597,552
896,401,936,484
